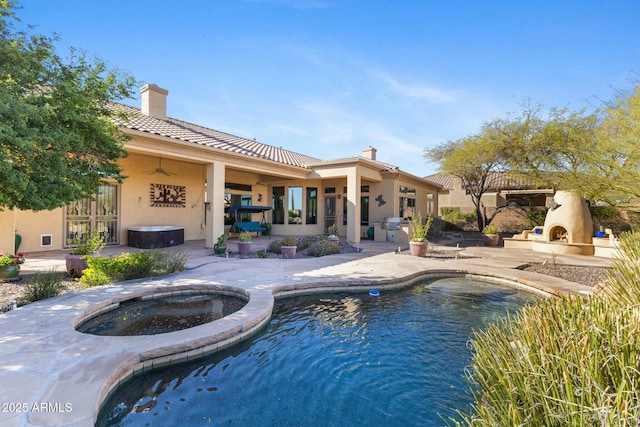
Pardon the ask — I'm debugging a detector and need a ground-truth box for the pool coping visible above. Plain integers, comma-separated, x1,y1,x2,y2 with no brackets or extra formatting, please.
0,245,600,427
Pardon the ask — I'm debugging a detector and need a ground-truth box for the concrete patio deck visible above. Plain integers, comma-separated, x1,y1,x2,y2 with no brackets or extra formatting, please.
0,236,611,427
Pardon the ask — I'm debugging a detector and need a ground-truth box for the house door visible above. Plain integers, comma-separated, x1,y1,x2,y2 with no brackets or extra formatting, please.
324,196,336,233
65,184,119,247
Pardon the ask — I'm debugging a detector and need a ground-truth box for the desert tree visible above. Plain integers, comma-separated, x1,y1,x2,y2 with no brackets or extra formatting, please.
0,0,136,211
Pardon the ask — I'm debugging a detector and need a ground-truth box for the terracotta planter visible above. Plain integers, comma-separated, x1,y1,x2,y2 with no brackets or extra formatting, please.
281,245,297,259
409,241,428,257
482,234,500,247
237,241,251,256
0,264,20,281
65,254,95,278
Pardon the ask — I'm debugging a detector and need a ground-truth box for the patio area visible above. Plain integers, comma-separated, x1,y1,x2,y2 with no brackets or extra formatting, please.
0,236,611,426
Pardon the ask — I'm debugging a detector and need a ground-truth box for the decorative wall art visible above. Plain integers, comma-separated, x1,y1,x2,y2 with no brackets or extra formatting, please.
150,183,186,208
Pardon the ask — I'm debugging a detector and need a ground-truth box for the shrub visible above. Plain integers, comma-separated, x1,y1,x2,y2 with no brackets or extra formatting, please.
440,207,476,231
80,249,189,287
22,270,64,302
525,208,548,229
267,240,283,254
590,205,632,235
295,235,318,250
306,238,341,257
450,232,640,426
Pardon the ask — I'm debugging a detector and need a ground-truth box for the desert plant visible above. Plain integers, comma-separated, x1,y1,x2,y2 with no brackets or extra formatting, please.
68,229,105,255
306,239,341,257
481,223,498,234
281,235,296,246
239,231,252,242
409,211,433,242
327,223,339,236
22,270,64,302
449,232,640,426
216,233,229,246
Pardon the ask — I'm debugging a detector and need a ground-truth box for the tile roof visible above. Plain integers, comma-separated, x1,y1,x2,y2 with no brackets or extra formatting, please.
112,103,321,168
425,172,540,190
424,173,457,189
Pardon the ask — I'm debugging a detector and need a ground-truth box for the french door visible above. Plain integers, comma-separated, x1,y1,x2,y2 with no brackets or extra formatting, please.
65,184,119,247
324,196,336,233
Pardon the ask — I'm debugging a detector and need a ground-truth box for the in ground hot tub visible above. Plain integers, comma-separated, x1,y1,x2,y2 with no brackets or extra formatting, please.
75,289,248,336
127,226,184,249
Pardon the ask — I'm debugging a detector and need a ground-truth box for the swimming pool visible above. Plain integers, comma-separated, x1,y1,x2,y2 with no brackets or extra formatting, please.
97,277,534,426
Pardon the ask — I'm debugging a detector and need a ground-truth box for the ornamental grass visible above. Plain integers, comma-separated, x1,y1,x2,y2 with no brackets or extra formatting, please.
451,232,640,426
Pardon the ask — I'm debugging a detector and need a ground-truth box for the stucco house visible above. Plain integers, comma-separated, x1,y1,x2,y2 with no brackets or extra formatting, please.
1,84,440,254
425,172,553,230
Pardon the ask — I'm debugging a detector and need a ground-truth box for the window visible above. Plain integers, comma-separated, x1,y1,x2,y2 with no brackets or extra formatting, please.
288,186,302,224
399,196,416,219
306,187,318,224
272,187,285,224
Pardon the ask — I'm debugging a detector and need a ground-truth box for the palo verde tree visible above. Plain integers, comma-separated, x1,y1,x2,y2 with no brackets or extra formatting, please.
495,93,640,205
424,126,509,232
0,0,136,211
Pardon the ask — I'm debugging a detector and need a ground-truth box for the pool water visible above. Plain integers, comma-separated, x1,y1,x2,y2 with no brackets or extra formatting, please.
77,294,247,336
97,277,534,426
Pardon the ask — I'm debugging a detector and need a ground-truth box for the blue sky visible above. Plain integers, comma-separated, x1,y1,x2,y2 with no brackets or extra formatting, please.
15,0,640,176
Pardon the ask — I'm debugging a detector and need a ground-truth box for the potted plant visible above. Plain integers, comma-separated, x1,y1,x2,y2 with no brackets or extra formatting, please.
214,233,229,255
237,231,252,256
408,212,433,257
281,236,297,259
0,253,25,281
482,223,500,246
66,229,106,277
327,223,340,245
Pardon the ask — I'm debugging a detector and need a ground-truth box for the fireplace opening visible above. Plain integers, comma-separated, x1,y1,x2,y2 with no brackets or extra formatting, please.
549,225,569,242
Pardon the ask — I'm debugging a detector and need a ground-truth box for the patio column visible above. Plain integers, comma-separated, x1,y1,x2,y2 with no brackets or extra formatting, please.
346,168,361,244
205,161,225,248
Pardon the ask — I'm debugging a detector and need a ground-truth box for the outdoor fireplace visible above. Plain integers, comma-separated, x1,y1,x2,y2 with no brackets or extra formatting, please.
543,191,593,245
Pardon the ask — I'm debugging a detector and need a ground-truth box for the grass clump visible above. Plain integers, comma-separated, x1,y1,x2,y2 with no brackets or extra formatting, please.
22,270,64,302
79,249,189,287
449,231,640,426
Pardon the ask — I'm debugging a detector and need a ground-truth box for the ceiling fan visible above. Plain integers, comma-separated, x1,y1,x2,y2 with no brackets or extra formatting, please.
145,158,177,176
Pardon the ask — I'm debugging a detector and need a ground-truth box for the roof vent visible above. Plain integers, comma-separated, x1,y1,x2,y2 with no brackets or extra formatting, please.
140,83,168,119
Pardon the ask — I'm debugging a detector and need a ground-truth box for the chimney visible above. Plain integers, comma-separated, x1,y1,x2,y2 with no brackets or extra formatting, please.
362,146,377,160
140,83,168,119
